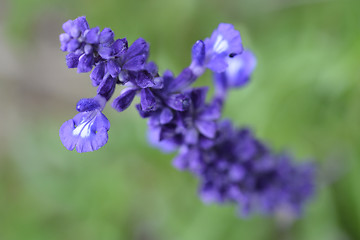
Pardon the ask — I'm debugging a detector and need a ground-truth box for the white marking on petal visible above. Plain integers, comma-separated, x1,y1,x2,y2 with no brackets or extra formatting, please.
72,111,98,138
213,35,229,53
72,121,93,138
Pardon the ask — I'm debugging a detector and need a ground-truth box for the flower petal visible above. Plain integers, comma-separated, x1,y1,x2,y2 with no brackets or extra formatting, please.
207,55,228,73
226,50,257,88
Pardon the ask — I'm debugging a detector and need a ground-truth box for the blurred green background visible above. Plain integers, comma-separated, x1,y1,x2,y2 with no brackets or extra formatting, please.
0,0,359,239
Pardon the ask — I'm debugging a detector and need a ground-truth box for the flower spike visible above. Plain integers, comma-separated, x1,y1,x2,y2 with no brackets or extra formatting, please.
59,17,316,218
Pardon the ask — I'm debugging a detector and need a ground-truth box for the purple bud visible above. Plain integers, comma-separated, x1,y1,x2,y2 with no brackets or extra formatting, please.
90,62,105,86
107,59,121,77
65,52,80,68
112,38,128,56
99,28,114,45
85,27,100,44
125,38,149,60
192,40,205,65
76,98,100,112
97,76,116,100
112,88,137,112
135,71,154,88
77,54,94,73
140,88,158,112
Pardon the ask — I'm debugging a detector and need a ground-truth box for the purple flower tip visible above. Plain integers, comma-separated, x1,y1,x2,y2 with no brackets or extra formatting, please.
76,98,100,112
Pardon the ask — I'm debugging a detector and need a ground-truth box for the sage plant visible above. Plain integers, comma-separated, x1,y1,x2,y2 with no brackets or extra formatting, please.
59,16,315,217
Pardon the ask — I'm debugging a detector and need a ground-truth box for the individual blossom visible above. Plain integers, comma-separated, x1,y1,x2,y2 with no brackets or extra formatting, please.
59,95,110,153
213,50,257,98
202,23,244,73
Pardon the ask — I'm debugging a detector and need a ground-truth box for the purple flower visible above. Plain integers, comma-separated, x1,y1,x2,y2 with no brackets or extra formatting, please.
204,23,244,73
213,50,257,97
59,96,110,153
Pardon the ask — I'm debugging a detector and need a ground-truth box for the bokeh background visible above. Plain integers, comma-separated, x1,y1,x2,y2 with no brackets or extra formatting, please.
1,0,359,239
